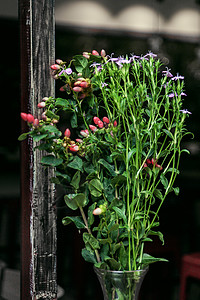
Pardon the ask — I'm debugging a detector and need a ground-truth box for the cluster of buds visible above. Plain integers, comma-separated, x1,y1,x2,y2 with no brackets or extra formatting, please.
50,59,64,79
63,128,82,153
92,116,117,130
143,158,163,171
20,112,39,127
83,49,106,59
72,77,91,99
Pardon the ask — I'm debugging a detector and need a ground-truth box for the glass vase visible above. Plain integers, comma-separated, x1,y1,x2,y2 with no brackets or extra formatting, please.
94,266,148,300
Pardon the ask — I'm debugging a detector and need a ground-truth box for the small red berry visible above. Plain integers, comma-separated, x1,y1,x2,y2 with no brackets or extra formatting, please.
80,130,89,137
101,49,106,57
69,144,79,152
113,120,117,127
76,139,83,143
33,118,39,127
73,86,83,92
80,81,89,88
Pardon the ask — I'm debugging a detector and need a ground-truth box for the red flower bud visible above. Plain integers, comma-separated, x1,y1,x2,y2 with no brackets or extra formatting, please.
93,116,100,124
103,117,110,124
89,125,97,132
156,164,163,170
97,120,104,128
143,163,148,168
151,158,156,165
64,128,71,138
92,50,99,56
69,144,79,152
42,97,49,101
50,64,61,70
73,86,83,92
21,112,28,121
27,114,35,123
37,102,46,108
113,120,117,127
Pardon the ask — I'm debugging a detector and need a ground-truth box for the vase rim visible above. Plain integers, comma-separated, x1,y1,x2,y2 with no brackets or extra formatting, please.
94,265,149,274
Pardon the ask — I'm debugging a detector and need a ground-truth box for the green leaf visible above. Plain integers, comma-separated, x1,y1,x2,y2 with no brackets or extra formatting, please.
83,232,100,250
71,112,78,128
160,173,168,189
163,129,174,140
105,257,120,270
70,171,80,190
73,55,88,73
41,155,63,167
173,187,180,195
67,156,83,172
140,253,168,266
55,171,71,182
154,189,163,200
33,134,48,142
42,125,61,134
45,110,59,120
64,193,87,210
62,216,85,229
55,98,70,108
112,207,127,223
81,248,97,264
18,132,30,141
111,175,127,186
98,159,116,177
89,179,103,197
119,243,128,269
149,230,164,245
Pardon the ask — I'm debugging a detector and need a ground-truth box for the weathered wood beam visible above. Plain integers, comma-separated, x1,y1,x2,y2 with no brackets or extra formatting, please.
19,0,56,299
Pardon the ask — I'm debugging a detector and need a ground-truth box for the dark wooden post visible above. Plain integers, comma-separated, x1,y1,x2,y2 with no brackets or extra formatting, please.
19,0,57,299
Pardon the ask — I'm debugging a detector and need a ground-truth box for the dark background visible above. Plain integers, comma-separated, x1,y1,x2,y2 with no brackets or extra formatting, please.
1,17,200,299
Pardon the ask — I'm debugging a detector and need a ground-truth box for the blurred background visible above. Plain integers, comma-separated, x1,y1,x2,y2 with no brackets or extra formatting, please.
1,0,200,299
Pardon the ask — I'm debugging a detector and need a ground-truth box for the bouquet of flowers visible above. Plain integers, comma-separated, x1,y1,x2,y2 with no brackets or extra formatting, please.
19,49,191,271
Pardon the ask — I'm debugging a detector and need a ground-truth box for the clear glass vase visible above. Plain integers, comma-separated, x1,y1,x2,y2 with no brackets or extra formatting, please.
94,266,148,300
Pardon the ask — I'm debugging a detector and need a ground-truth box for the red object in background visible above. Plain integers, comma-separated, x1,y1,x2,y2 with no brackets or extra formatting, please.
179,252,200,300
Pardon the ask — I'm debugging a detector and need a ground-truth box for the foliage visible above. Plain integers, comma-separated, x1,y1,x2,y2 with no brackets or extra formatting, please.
19,49,192,271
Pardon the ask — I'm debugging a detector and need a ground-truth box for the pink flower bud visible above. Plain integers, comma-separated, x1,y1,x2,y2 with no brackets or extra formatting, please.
152,158,156,165
33,118,39,127
76,139,83,143
93,208,102,215
92,50,99,56
78,93,87,100
156,164,163,170
143,163,148,168
80,129,89,137
89,125,97,132
42,97,49,101
42,112,47,120
101,49,106,57
103,117,110,124
97,120,104,128
64,128,71,138
50,64,61,70
83,52,90,59
21,112,28,121
27,114,35,123
73,86,83,92
56,59,63,64
37,102,46,108
69,144,79,152
113,120,117,127
93,116,100,124
80,81,89,88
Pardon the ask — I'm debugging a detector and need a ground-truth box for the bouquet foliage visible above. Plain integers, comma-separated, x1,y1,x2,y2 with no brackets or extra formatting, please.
19,49,191,271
